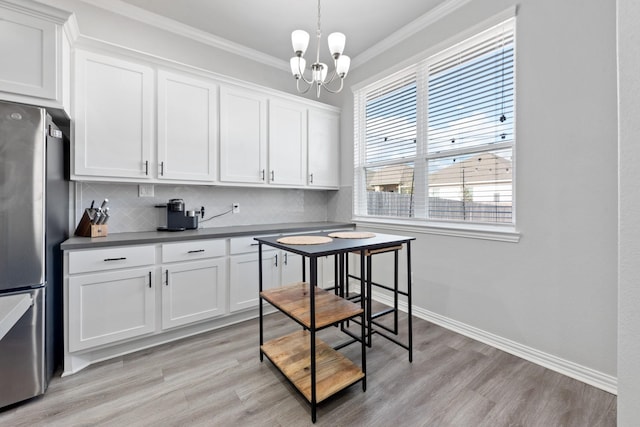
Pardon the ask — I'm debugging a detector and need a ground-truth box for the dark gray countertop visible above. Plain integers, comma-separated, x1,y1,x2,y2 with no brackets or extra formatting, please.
60,222,355,250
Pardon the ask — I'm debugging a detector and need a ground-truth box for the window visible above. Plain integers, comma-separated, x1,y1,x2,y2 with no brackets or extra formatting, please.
354,18,515,228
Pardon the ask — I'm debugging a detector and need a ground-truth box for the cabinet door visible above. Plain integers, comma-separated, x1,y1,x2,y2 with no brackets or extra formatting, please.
157,71,217,182
229,251,277,312
0,8,57,100
280,251,304,286
161,258,226,330
268,99,307,186
68,268,155,352
74,50,154,179
321,255,336,290
219,86,267,183
308,108,340,188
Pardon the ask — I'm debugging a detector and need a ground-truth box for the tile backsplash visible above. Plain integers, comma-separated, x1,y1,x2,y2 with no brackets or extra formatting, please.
74,182,336,233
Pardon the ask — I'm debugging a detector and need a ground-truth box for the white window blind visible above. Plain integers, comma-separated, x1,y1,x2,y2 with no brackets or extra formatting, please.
355,71,420,218
354,18,515,227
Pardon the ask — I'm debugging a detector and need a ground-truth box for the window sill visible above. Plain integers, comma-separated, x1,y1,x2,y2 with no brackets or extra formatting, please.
352,217,521,243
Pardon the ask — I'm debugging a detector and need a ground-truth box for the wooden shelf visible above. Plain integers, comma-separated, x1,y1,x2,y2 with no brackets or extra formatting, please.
261,330,365,403
261,282,363,329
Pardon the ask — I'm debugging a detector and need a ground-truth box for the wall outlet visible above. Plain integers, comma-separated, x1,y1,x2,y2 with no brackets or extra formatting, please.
232,203,240,214
139,184,154,197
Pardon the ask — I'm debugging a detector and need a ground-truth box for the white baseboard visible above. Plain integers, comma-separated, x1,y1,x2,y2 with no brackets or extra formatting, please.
372,291,617,395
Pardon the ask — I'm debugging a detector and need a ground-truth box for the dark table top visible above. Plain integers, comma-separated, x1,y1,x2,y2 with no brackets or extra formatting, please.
254,232,415,257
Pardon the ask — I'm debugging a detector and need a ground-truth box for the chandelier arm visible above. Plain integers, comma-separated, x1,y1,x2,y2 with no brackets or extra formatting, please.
323,63,339,85
318,77,345,94
296,78,313,94
298,67,315,85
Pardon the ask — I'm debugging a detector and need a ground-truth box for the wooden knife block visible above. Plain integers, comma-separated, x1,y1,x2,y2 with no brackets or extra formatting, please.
74,210,108,237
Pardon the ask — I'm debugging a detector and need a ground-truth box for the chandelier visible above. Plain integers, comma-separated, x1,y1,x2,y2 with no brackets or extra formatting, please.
289,0,350,97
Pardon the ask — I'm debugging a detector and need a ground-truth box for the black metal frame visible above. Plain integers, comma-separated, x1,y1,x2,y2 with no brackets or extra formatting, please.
344,242,413,362
258,244,367,423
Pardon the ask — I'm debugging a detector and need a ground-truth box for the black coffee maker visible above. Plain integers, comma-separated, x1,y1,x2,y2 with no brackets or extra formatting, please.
157,199,199,231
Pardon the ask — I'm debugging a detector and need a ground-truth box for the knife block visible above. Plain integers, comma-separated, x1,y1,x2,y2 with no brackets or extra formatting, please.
74,210,108,237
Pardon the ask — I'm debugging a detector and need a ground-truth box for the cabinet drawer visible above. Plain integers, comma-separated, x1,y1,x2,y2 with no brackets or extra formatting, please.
162,239,225,263
230,235,276,254
69,246,155,274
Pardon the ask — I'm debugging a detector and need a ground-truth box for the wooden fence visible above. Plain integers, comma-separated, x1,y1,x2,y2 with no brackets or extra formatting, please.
366,193,512,223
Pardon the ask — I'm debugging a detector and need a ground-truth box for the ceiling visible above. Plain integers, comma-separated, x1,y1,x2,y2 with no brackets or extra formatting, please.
114,0,450,69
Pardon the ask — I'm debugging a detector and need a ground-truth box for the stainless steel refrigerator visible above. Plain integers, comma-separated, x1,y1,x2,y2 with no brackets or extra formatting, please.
0,100,68,408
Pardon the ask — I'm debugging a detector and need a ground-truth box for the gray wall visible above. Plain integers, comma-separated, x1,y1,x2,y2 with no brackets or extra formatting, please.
617,0,640,423
340,0,618,382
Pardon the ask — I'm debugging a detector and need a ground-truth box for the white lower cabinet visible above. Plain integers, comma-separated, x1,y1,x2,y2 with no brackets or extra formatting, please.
280,251,304,285
68,267,155,352
229,250,278,312
161,258,226,329
63,227,351,375
229,247,322,312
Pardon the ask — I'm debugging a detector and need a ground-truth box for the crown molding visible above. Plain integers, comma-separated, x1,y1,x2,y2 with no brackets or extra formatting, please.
76,0,290,72
73,0,470,74
1,0,72,23
351,0,472,69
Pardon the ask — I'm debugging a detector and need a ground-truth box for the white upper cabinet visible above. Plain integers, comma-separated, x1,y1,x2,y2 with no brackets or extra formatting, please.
0,2,72,108
268,98,307,187
69,44,339,187
0,8,56,99
308,108,340,188
219,86,268,184
157,70,217,182
73,50,154,180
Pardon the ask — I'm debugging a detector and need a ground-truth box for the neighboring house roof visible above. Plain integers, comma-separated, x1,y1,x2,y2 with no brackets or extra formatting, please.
366,153,511,189
429,152,512,187
367,164,414,187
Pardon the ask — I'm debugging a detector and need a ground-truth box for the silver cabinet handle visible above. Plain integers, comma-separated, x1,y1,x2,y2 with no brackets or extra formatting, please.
274,254,278,267
144,160,149,175
284,253,288,265
165,269,169,286
271,170,275,181
104,257,126,262
310,173,314,184
160,161,164,176
261,169,265,181
188,249,205,253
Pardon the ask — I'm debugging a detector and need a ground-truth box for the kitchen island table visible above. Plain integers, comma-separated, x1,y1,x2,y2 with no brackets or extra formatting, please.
256,231,414,422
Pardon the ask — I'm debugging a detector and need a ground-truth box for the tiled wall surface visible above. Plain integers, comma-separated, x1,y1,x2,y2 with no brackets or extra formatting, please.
327,186,352,222
74,182,336,233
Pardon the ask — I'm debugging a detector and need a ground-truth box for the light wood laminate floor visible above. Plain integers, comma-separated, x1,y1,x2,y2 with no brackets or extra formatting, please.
0,307,616,426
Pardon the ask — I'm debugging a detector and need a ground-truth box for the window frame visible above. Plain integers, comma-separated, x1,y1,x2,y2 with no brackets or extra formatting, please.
353,16,519,242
